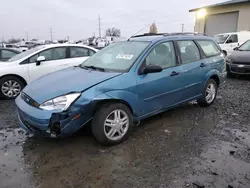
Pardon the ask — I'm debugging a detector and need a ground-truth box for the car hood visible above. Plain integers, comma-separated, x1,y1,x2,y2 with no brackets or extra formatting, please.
23,66,122,103
229,51,250,63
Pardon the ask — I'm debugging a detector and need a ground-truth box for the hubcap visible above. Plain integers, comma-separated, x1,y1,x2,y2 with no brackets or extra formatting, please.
104,110,129,141
1,80,21,98
206,83,216,103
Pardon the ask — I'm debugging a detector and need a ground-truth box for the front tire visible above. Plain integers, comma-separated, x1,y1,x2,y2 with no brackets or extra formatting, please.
92,103,133,146
198,79,218,107
0,76,25,99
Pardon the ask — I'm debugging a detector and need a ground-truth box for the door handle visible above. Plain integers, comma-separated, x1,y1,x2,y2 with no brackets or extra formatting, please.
200,63,206,67
170,71,179,76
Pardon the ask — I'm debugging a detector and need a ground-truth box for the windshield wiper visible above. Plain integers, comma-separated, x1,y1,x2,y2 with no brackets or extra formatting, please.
82,65,105,72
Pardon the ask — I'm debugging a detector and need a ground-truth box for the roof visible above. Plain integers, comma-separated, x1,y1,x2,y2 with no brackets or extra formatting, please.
189,0,250,12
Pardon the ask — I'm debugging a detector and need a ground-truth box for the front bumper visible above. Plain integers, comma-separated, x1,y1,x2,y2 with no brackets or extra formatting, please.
227,63,250,75
15,95,93,137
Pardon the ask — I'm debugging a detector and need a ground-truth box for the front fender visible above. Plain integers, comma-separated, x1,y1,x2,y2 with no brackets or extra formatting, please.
92,90,142,118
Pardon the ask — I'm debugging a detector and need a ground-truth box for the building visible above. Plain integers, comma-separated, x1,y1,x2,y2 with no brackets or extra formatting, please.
189,0,250,36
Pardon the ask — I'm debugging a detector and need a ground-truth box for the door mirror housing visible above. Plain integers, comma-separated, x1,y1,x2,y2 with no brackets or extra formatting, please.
233,47,239,51
142,64,163,74
36,56,46,66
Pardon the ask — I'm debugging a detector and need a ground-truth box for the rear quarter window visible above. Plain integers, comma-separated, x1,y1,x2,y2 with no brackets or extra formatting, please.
197,40,221,57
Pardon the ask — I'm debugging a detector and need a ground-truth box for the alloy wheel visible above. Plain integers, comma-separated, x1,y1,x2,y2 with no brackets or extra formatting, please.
104,109,129,141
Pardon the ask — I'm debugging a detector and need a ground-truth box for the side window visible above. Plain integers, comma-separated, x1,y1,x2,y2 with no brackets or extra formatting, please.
89,50,96,56
29,54,39,63
226,34,238,43
70,47,90,58
40,47,66,61
2,50,16,59
29,47,67,63
177,41,201,64
197,40,221,57
145,42,176,68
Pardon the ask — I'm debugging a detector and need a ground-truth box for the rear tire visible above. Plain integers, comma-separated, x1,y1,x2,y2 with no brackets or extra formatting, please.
92,103,133,146
0,76,25,100
198,79,218,107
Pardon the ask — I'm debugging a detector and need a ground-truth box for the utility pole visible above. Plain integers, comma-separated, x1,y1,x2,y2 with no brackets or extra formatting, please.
98,15,101,38
26,32,29,41
50,27,53,41
181,24,184,33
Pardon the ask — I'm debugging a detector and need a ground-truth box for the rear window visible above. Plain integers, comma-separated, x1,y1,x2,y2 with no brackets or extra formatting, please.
197,40,221,57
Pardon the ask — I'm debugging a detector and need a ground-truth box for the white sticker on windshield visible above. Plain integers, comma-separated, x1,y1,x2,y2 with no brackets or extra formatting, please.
116,54,134,60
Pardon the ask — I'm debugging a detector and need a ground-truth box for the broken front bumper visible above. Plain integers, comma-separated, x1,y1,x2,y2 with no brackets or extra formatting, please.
15,94,92,138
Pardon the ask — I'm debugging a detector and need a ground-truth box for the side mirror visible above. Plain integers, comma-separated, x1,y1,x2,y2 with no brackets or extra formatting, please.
36,56,46,66
142,64,163,74
233,47,239,51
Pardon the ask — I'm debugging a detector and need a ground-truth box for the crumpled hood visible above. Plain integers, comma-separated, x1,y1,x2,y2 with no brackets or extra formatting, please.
229,51,250,63
23,66,122,103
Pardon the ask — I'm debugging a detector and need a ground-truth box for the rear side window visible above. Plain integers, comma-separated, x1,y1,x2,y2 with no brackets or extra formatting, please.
197,40,221,57
70,47,95,58
177,41,201,64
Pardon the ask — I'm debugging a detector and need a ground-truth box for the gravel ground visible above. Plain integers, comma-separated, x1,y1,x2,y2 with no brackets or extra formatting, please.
0,77,250,188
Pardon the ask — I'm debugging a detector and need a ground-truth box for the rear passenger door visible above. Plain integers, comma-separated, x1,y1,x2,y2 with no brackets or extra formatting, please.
68,47,96,66
176,40,207,101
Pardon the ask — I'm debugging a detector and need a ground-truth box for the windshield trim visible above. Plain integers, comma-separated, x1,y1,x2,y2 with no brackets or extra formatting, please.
81,41,151,73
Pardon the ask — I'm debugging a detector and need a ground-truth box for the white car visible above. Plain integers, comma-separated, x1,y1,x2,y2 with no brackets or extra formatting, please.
214,31,250,55
0,44,98,99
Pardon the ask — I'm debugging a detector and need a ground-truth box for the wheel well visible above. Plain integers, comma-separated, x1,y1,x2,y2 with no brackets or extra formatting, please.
94,99,134,115
210,75,220,86
0,74,27,86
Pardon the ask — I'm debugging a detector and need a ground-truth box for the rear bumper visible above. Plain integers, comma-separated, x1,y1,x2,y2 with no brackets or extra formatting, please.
227,63,250,75
15,95,92,138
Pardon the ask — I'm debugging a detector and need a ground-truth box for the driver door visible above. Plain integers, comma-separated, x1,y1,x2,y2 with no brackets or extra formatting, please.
28,47,70,81
136,41,183,117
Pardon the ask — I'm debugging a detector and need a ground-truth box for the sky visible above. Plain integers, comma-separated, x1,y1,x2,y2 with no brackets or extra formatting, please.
0,0,225,41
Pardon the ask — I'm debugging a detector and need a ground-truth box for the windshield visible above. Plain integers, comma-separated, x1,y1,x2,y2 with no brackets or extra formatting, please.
8,45,46,62
238,40,250,51
214,34,229,44
80,41,150,72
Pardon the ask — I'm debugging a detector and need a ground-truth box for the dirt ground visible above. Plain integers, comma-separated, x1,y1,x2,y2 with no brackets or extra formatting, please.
0,77,250,188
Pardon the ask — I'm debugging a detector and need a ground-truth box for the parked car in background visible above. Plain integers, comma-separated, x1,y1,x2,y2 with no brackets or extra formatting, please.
15,33,226,145
0,48,21,62
214,31,250,55
19,45,28,52
226,39,250,76
0,44,98,99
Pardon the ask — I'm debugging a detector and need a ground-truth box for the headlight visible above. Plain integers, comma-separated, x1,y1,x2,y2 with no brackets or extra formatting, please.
40,93,81,111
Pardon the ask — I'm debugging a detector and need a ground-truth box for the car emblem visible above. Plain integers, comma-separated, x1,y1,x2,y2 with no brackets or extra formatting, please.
238,65,245,68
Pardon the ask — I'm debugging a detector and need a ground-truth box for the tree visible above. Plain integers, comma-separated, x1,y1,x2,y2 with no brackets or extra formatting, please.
105,27,121,37
149,23,158,34
8,38,21,44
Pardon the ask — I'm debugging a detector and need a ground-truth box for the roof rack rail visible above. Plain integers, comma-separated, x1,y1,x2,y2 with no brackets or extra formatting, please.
130,33,169,38
163,32,208,36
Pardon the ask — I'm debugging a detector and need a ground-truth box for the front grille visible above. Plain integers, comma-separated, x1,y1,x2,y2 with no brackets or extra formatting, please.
233,61,250,65
21,92,40,108
231,66,250,74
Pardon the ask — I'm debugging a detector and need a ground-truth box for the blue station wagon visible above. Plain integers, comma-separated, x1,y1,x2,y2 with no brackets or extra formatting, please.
15,33,227,145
